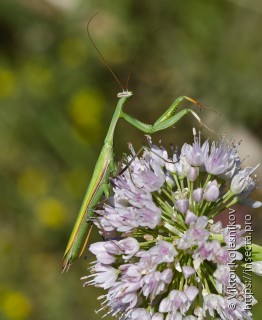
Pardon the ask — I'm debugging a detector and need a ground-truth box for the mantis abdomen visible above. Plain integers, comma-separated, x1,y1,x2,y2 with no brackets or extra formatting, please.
62,143,113,271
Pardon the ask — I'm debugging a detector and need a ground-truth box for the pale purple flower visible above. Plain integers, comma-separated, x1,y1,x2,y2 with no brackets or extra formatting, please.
182,266,195,279
223,298,253,320
101,197,162,233
181,128,209,166
89,242,116,264
165,162,177,173
134,206,162,229
205,179,220,202
219,145,241,180
193,238,229,265
120,264,142,283
230,165,259,195
203,294,252,320
203,294,226,318
177,216,209,250
213,264,230,293
159,290,190,314
83,132,261,320
193,240,222,268
119,238,140,258
120,156,165,193
145,136,168,168
141,269,173,301
107,280,140,312
104,241,121,255
148,240,178,264
184,286,199,302
81,263,118,289
214,246,230,265
204,140,235,175
223,225,245,250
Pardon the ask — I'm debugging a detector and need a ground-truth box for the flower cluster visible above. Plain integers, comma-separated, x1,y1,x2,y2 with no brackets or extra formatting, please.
82,129,261,320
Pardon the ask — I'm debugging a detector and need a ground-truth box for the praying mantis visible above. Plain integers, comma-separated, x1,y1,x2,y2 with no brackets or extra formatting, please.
62,14,210,272
62,92,208,272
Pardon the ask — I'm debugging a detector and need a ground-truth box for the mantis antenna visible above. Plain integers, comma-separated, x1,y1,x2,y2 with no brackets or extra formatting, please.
87,13,159,98
87,13,125,93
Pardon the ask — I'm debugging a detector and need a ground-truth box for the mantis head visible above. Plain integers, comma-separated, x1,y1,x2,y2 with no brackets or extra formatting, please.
117,91,133,99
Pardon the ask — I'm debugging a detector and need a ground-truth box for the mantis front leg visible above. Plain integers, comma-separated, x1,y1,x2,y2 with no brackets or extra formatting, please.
121,96,207,134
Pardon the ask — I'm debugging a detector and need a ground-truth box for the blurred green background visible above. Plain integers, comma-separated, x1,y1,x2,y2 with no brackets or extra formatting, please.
0,0,261,319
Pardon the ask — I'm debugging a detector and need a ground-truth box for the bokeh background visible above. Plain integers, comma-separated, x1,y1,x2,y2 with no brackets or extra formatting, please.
0,0,261,319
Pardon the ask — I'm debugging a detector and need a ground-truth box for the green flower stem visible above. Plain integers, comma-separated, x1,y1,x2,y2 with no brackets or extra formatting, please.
187,179,194,209
203,173,212,190
164,222,183,236
225,196,238,208
180,178,185,190
139,240,157,248
173,174,182,193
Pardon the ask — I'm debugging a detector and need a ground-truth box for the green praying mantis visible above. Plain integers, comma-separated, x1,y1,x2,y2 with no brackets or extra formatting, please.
62,92,209,272
62,15,210,272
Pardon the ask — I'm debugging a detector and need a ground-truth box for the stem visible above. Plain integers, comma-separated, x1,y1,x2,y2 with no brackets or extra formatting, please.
174,174,182,193
203,174,212,189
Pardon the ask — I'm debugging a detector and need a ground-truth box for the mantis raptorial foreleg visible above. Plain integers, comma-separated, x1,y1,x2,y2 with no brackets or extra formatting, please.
121,96,211,134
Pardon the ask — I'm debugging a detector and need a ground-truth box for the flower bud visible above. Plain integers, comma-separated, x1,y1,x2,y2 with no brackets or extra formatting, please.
176,199,189,214
193,188,204,202
165,162,177,173
205,184,219,202
187,167,197,181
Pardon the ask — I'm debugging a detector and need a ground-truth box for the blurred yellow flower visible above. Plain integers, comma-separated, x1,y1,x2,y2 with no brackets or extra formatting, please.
0,68,16,98
69,89,104,139
35,197,66,229
1,291,32,320
59,37,87,68
17,167,49,198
